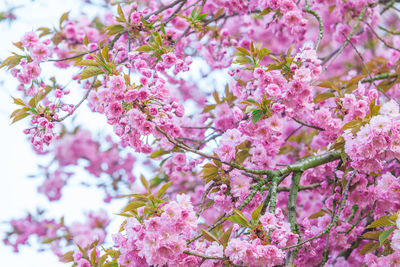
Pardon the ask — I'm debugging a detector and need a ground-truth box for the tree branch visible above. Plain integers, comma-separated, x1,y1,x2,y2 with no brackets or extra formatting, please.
304,0,324,50
284,171,357,250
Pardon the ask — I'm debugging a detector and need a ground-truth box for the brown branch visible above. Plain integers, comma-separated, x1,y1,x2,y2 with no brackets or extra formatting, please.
323,7,367,71
144,0,185,19
343,32,392,100
47,32,124,62
53,78,97,122
291,117,325,131
183,250,226,260
364,22,400,52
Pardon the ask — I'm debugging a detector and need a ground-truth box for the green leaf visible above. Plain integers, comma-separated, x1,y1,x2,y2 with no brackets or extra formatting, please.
341,120,361,130
317,81,339,92
117,3,126,22
102,45,110,62
202,104,216,113
79,66,104,80
251,202,263,223
141,175,150,193
160,23,166,35
12,97,26,106
346,75,365,89
314,92,335,103
202,163,218,182
231,210,251,227
190,7,198,19
241,98,260,106
362,231,380,240
235,46,251,56
97,254,108,267
0,55,22,70
123,200,146,212
258,48,271,61
214,8,224,18
367,216,395,229
359,242,380,255
197,13,208,20
251,109,263,124
37,27,52,38
105,24,124,36
259,8,272,16
379,228,396,245
62,251,74,262
234,55,252,65
220,226,233,248
102,263,118,267
308,210,327,219
136,45,153,52
200,228,220,243
90,246,97,265
236,149,250,165
157,181,172,198
77,59,99,67
11,110,30,124
59,11,70,28
150,149,170,158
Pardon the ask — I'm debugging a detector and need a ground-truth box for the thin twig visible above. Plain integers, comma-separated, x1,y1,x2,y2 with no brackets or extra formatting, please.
364,22,400,52
53,78,97,122
47,32,124,62
378,25,400,35
344,32,392,100
291,117,325,131
144,0,185,19
323,7,367,71
285,125,303,142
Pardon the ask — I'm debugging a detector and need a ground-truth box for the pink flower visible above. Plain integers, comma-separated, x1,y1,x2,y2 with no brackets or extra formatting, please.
76,259,91,267
162,53,177,68
108,101,123,118
140,121,154,135
124,90,138,102
55,89,63,98
392,229,400,252
149,106,158,116
175,104,184,117
215,143,235,162
21,32,39,48
64,25,77,40
31,43,51,62
137,90,149,101
37,174,66,201
173,153,186,166
230,171,250,198
130,11,141,24
23,61,41,79
266,84,281,97
109,75,126,91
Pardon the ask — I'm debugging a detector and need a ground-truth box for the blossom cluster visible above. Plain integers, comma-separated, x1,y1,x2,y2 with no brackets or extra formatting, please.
2,0,400,266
